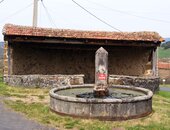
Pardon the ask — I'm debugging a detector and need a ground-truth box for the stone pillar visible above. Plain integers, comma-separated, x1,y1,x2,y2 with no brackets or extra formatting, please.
3,41,13,76
3,41,9,76
94,47,109,97
152,48,158,76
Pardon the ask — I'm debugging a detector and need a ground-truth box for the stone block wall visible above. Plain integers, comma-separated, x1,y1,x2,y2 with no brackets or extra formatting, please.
4,74,84,88
109,75,159,93
4,74,159,93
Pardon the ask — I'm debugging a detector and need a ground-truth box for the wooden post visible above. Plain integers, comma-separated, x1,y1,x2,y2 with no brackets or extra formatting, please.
94,47,109,97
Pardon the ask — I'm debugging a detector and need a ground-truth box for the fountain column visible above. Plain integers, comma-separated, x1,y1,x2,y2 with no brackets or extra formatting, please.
94,47,109,97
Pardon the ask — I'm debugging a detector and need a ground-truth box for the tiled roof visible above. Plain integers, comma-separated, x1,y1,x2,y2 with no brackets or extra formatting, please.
3,24,163,42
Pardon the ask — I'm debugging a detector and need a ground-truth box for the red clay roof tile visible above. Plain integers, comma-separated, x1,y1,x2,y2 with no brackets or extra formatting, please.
3,24,163,42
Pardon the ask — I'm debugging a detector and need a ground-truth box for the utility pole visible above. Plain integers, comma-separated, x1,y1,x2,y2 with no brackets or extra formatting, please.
32,0,38,27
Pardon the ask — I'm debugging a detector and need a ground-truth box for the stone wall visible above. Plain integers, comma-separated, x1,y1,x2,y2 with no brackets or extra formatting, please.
10,43,152,83
109,75,159,93
4,74,159,93
4,74,84,88
159,69,170,84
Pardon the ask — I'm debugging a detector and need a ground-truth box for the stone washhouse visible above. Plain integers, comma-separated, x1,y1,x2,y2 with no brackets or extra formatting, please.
2,24,163,92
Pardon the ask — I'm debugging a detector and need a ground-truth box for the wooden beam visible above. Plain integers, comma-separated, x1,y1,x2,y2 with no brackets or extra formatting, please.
11,42,153,52
5,35,159,47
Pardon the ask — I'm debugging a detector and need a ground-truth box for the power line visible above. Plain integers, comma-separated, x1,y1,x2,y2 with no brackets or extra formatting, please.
0,3,33,23
71,0,121,32
86,0,170,24
43,7,76,27
41,1,57,28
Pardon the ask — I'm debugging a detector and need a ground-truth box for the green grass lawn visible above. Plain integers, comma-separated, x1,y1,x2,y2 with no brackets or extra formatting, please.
0,81,170,130
158,47,170,59
160,84,170,88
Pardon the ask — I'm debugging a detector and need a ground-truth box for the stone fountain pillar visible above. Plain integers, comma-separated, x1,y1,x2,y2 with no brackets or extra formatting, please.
94,47,109,97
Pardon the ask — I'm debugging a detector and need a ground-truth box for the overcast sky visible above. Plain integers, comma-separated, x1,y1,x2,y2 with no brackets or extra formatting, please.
0,0,170,41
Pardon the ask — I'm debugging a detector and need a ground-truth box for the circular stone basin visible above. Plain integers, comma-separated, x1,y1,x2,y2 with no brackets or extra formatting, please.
50,85,153,121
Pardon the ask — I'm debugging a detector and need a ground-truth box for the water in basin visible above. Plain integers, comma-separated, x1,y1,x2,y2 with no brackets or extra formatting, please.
56,87,145,99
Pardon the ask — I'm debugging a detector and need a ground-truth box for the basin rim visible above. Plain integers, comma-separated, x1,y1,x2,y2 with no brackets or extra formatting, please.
49,84,153,103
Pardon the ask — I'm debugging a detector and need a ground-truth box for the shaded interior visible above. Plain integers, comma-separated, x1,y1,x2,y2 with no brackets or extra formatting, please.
10,42,153,83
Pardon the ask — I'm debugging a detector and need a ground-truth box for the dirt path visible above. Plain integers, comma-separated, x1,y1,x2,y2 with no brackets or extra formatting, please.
0,96,56,130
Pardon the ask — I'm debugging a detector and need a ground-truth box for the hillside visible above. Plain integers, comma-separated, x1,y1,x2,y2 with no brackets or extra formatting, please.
158,47,170,59
159,37,170,59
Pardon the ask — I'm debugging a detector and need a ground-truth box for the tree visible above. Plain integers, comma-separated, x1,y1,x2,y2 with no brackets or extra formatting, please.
161,41,170,49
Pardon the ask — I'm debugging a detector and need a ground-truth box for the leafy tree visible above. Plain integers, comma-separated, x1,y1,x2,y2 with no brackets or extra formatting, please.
161,41,170,49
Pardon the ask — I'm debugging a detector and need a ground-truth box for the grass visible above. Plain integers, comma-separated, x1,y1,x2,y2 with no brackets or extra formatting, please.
158,47,170,59
156,91,170,99
0,80,170,130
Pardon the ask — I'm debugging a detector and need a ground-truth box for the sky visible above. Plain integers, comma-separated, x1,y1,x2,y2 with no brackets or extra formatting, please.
0,0,170,41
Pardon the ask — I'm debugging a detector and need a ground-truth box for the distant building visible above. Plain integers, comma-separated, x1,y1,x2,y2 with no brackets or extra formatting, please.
2,24,163,92
158,60,170,84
